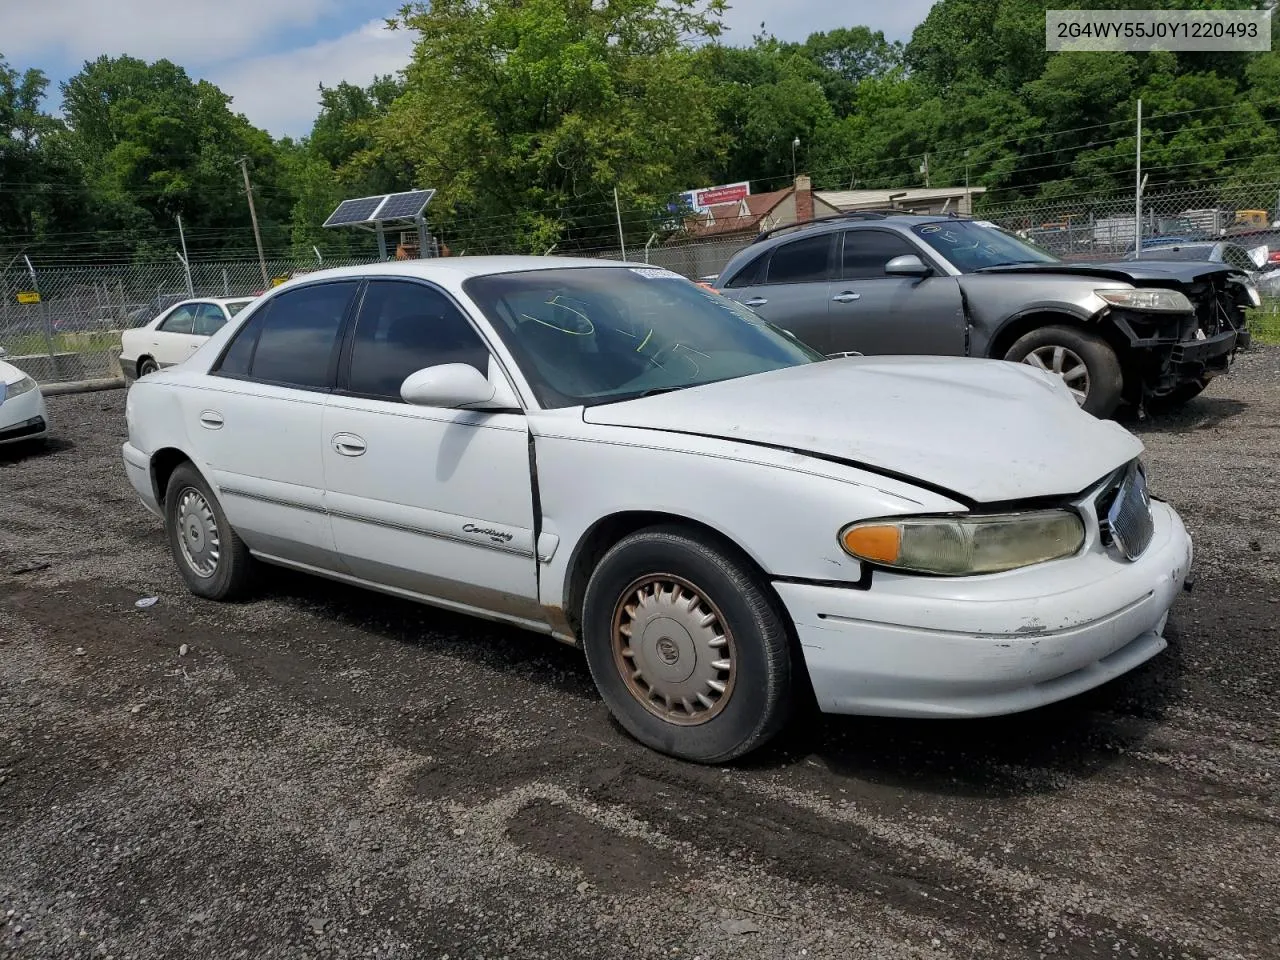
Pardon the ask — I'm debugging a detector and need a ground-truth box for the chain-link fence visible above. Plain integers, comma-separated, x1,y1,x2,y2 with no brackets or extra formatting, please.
0,257,375,383
5,180,1279,385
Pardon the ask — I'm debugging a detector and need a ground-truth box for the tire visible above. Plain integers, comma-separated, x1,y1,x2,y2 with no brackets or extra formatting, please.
1003,324,1124,418
138,357,159,377
580,525,792,763
164,462,253,600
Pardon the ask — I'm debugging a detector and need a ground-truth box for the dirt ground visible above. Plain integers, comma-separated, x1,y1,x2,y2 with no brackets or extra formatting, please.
2,350,1278,960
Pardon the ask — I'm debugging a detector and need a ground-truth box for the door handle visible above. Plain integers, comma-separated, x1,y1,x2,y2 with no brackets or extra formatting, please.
832,292,861,303
332,433,367,457
198,410,224,430
743,297,768,307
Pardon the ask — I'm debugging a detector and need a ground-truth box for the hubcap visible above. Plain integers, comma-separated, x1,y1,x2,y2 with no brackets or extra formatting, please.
176,487,220,578
1022,345,1090,405
611,574,736,726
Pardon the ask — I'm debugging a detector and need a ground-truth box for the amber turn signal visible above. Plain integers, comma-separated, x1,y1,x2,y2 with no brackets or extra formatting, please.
841,524,901,564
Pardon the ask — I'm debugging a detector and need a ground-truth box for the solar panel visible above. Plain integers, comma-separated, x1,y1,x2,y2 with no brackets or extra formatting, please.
375,189,435,221
323,195,387,227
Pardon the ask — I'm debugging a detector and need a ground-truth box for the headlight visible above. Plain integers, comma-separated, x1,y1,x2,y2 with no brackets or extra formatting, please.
1096,288,1192,312
4,375,38,398
1245,283,1262,308
839,510,1086,576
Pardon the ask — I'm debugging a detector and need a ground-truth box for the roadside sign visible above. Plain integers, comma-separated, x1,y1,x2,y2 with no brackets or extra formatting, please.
16,290,40,304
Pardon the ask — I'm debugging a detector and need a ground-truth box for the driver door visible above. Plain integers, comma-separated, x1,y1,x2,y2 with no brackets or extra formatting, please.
321,278,542,622
827,229,966,356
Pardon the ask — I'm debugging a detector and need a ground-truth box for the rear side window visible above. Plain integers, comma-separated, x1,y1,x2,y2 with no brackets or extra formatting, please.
192,303,227,337
345,280,490,401
766,234,833,284
841,230,921,279
723,251,768,289
214,282,358,389
159,305,196,335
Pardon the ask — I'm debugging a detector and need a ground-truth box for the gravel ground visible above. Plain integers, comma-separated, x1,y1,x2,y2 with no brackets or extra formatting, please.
2,350,1278,960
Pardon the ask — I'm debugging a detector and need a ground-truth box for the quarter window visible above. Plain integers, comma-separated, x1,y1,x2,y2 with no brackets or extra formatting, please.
841,231,921,280
213,281,357,389
346,280,491,401
766,234,833,284
159,305,196,335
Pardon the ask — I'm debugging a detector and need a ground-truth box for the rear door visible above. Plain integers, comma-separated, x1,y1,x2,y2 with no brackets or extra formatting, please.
719,233,838,353
151,303,206,367
185,280,360,571
827,229,967,356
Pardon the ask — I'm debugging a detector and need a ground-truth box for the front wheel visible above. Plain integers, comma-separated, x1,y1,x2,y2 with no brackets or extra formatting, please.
138,357,159,377
581,526,793,763
1004,325,1124,418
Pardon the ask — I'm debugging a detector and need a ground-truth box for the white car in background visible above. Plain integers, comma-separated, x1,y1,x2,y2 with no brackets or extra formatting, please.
122,258,1193,763
0,349,50,446
120,297,256,379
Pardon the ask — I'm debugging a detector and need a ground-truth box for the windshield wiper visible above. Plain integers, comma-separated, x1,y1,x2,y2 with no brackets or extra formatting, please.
972,260,1039,270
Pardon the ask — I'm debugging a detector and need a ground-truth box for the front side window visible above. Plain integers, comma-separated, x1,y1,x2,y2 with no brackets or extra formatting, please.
213,281,357,389
841,230,922,280
766,234,834,284
159,305,196,335
345,280,491,401
464,266,822,409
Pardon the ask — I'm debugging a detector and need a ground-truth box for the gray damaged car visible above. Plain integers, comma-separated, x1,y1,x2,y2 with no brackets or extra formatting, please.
712,213,1259,418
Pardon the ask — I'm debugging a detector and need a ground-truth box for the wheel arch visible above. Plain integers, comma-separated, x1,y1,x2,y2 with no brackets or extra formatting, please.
149,446,195,508
985,307,1121,361
136,354,159,377
559,510,815,697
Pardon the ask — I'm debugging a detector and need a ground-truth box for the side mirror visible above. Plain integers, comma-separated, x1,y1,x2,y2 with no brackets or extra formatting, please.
401,363,509,409
884,254,931,277
1248,245,1269,270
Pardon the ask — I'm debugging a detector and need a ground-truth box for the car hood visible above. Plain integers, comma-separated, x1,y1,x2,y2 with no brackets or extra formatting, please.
581,357,1142,503
971,260,1244,286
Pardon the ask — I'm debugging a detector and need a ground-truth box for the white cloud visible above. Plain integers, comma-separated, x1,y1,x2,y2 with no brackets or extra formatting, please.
717,0,939,43
0,0,337,66
210,19,415,138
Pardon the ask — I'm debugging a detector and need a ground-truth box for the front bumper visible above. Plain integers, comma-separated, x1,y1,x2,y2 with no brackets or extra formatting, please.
777,500,1192,718
0,387,50,445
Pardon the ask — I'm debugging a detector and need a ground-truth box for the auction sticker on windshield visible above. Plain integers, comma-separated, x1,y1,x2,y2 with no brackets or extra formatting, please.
629,267,684,281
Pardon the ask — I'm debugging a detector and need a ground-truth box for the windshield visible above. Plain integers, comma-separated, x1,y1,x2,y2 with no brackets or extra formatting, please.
463,266,823,409
912,220,1060,272
225,300,254,316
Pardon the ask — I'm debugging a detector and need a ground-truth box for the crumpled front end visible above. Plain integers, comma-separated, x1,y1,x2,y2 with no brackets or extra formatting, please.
1106,271,1253,402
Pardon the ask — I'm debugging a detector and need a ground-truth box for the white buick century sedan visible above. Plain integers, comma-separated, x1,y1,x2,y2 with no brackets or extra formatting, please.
122,257,1193,762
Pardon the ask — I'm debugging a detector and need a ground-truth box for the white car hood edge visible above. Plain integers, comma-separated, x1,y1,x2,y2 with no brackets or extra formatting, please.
581,357,1143,504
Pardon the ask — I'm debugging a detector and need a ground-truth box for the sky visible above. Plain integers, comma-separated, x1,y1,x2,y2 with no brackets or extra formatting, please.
0,0,939,140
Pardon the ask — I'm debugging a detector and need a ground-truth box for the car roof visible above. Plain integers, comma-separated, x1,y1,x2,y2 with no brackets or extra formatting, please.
271,255,649,290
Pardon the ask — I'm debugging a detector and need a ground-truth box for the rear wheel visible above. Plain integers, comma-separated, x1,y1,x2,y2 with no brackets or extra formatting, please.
164,463,253,600
581,526,792,763
1004,325,1124,418
138,356,159,377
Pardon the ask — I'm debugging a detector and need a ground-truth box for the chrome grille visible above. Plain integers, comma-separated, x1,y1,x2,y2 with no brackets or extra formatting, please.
1103,462,1155,561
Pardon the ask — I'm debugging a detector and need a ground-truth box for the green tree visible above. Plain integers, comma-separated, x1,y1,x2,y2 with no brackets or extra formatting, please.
60,55,295,258
369,0,727,252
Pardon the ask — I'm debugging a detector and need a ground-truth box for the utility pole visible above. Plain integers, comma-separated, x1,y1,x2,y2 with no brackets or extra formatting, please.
1134,99,1143,259
176,214,195,297
237,157,269,287
920,153,930,188
613,187,627,260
